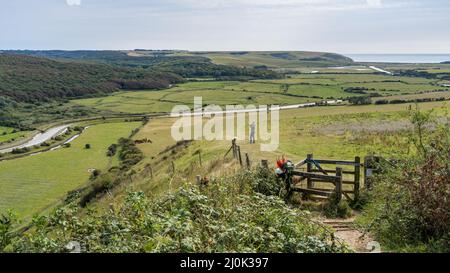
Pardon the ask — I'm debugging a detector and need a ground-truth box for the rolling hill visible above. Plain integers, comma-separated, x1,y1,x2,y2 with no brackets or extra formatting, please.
0,54,183,102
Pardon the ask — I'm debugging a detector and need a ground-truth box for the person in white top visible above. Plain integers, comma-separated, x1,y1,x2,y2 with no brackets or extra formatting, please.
249,121,256,144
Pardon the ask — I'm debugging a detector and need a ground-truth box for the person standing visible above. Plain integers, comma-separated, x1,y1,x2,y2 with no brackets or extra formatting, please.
249,121,256,144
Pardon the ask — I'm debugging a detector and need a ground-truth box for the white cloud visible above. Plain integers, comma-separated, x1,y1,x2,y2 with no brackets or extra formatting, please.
366,0,382,7
180,0,386,10
66,0,81,6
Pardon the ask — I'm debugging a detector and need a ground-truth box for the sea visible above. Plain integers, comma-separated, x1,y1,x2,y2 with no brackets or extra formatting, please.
346,54,450,64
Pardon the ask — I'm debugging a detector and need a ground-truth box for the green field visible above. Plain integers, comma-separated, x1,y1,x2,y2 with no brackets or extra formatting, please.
0,126,28,144
72,74,450,114
0,122,140,219
71,81,322,114
122,101,448,197
376,91,450,102
148,51,354,69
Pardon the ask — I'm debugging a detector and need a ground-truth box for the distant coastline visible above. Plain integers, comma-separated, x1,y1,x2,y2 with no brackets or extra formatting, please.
346,54,450,64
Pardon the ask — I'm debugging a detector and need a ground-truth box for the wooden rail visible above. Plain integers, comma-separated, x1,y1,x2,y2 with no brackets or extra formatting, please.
225,144,367,202
292,167,343,202
291,154,361,202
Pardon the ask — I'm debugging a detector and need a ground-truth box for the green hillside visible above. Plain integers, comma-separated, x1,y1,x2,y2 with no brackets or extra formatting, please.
0,54,183,102
135,50,354,69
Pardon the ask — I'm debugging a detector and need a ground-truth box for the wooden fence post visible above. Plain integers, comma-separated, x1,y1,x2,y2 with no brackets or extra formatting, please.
237,146,243,167
149,165,153,179
245,153,251,169
364,155,376,190
307,154,313,189
232,139,237,159
198,151,202,167
335,167,343,202
261,159,268,169
354,156,361,201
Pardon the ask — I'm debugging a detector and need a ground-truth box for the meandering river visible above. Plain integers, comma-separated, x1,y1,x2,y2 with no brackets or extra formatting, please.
0,124,70,154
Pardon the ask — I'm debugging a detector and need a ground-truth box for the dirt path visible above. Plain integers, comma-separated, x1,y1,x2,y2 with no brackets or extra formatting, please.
318,215,378,252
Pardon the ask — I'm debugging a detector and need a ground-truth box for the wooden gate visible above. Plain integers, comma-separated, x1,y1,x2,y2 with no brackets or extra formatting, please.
290,154,362,202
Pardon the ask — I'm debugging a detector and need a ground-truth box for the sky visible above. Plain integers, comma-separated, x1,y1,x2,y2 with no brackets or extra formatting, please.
1,0,449,53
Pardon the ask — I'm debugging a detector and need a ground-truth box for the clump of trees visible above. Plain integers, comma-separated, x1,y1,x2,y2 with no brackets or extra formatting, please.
344,87,370,94
11,147,30,154
348,96,372,105
155,59,281,80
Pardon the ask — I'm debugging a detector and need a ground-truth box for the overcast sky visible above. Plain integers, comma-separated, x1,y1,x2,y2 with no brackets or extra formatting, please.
1,0,449,53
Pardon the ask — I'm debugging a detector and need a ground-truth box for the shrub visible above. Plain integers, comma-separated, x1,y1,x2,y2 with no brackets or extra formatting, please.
106,144,117,157
90,169,101,179
0,211,16,251
358,108,449,252
323,193,352,218
85,144,91,149
80,172,117,206
118,138,143,169
11,147,30,154
249,166,284,197
348,96,372,105
3,170,349,253
375,99,389,105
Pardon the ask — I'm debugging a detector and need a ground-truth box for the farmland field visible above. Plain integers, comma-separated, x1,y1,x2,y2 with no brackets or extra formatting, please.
104,100,448,204
160,51,353,69
135,101,448,162
72,75,450,114
0,126,29,144
0,122,140,219
375,91,450,102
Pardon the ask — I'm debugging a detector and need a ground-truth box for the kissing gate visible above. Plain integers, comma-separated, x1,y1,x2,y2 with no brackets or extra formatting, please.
287,154,364,202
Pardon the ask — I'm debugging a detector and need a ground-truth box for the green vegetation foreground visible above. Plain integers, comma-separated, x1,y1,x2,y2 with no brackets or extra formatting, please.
0,168,349,253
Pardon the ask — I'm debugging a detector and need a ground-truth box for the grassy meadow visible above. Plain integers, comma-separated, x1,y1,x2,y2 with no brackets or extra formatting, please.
91,101,448,205
0,126,29,144
71,74,450,114
0,122,140,219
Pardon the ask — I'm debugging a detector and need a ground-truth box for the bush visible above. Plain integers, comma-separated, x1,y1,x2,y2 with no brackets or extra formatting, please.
249,166,284,197
375,99,389,105
358,108,449,252
85,144,91,149
0,211,16,251
323,193,352,218
106,144,117,157
90,169,101,179
118,138,143,169
348,96,372,105
80,171,117,206
11,147,30,154
2,170,350,253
